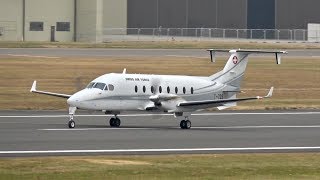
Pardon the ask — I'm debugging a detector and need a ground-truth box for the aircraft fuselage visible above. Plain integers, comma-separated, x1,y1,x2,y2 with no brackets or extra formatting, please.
67,73,223,112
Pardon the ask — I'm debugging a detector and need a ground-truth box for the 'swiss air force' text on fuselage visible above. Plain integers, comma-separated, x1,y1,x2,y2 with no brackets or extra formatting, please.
30,49,287,129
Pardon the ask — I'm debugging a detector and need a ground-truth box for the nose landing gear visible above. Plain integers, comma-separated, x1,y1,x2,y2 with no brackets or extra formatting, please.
68,107,77,128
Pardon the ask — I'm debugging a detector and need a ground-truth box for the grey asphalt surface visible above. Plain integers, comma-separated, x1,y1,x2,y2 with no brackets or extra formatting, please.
0,48,319,58
0,110,319,157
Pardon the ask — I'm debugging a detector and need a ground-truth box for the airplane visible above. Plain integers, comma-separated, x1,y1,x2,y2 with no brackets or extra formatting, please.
30,49,287,129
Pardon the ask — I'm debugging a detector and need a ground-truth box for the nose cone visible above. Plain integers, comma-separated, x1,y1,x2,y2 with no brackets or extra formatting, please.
67,95,79,107
67,90,85,106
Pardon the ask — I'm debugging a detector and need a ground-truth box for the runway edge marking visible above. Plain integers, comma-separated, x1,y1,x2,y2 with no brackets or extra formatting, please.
38,125,320,131
1,112,320,118
1,147,320,154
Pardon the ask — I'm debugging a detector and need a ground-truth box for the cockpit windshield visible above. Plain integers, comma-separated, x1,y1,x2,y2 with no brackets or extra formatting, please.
93,82,106,90
86,82,95,89
87,82,111,91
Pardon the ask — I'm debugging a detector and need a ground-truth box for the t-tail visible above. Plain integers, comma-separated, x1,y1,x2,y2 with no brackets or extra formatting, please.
207,49,287,109
208,49,287,89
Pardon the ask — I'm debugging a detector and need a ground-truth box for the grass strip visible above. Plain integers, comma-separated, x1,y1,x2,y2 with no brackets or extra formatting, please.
0,153,320,179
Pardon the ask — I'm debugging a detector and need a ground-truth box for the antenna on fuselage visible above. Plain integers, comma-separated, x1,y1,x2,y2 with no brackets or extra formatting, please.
122,68,127,74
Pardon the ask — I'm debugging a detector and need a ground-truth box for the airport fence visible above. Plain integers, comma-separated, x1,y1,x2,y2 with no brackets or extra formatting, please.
100,28,320,42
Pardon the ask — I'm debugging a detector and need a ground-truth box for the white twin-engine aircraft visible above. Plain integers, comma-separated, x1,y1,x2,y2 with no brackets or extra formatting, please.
30,49,287,129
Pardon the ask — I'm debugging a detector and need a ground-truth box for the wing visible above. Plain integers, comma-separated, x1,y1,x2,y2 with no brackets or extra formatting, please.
30,81,72,98
178,87,274,109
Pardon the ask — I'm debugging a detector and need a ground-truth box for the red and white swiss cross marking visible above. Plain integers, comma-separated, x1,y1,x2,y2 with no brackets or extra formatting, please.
232,56,238,64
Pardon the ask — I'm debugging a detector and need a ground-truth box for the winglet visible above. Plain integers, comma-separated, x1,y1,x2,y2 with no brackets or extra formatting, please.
209,50,215,62
30,80,37,92
265,87,274,98
275,51,288,65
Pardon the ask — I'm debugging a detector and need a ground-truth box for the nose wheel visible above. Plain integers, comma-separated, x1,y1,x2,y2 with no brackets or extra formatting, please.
109,116,121,127
68,119,75,128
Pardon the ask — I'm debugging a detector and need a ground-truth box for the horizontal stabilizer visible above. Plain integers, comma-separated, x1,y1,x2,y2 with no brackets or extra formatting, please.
207,49,287,64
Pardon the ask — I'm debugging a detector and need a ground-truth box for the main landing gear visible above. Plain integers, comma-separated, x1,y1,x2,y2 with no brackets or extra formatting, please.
109,115,121,128
180,117,191,129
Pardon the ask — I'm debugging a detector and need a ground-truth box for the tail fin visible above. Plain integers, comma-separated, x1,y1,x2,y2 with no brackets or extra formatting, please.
208,49,287,89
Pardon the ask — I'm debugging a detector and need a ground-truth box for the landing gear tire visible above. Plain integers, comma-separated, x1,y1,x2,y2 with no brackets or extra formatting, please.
185,120,191,129
109,118,115,127
68,120,75,128
180,120,191,129
110,117,121,128
180,120,186,129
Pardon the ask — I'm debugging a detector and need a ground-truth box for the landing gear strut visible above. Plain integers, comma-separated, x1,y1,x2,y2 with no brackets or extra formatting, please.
109,115,121,127
68,107,77,128
180,117,191,129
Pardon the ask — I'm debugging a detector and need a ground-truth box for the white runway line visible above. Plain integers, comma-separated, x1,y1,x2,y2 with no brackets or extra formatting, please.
1,146,320,154
38,125,320,131
6,54,60,59
39,128,158,131
192,112,320,116
0,114,171,118
242,88,320,91
1,111,320,118
194,125,320,129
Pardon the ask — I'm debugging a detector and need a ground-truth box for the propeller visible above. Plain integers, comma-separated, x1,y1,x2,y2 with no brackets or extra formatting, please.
150,77,161,94
149,77,162,106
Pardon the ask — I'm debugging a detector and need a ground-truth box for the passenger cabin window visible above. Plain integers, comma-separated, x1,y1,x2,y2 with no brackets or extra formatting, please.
191,87,194,94
183,87,186,94
175,87,178,94
151,86,154,93
108,84,114,91
159,86,162,93
93,83,106,90
143,86,146,93
86,82,95,89
135,85,138,93
167,86,170,93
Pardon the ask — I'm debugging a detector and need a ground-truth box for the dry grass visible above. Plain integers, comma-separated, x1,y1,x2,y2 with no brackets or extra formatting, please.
1,153,320,179
0,55,319,110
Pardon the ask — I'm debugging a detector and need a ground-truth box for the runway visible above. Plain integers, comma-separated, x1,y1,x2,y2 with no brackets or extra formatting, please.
0,110,320,157
0,48,319,58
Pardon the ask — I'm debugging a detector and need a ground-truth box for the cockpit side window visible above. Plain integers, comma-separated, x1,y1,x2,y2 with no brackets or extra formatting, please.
86,82,95,89
93,82,106,90
108,84,114,91
104,85,108,91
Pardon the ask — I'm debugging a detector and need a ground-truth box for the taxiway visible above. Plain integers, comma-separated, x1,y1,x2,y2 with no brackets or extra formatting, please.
0,48,319,58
